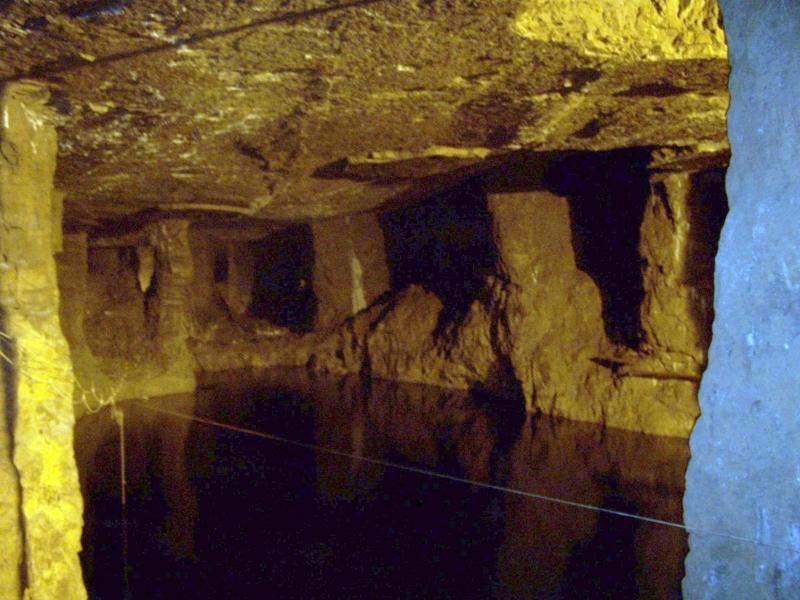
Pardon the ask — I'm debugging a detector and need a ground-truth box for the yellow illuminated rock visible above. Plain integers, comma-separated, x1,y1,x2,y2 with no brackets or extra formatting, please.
514,0,726,60
0,82,86,599
0,1,728,221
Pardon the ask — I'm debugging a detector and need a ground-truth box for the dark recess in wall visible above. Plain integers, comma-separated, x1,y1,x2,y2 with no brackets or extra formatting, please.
380,177,497,334
213,248,228,283
684,168,729,342
545,150,651,348
250,224,317,332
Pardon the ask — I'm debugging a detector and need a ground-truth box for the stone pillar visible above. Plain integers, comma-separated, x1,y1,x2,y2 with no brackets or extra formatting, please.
638,171,723,378
312,212,390,330
0,82,86,598
56,232,105,412
225,242,255,317
144,219,197,395
487,191,606,416
684,2,800,598
150,219,194,341
188,228,217,320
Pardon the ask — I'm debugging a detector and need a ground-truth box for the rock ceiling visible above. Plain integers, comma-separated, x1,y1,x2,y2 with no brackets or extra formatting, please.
0,0,729,225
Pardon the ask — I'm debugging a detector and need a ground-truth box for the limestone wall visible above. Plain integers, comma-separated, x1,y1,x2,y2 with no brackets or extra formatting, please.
260,163,726,438
684,2,800,597
128,156,724,439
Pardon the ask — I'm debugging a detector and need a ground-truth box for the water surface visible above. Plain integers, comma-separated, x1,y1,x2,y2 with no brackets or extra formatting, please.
75,369,689,599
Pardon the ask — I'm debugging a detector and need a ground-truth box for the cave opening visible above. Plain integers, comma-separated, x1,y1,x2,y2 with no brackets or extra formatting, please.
249,224,317,332
380,177,497,333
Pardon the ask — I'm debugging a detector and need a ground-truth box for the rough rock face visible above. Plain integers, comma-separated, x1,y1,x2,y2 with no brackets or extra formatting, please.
291,159,721,436
0,82,86,599
486,190,608,416
514,0,725,60
638,170,726,377
0,0,727,223
57,220,197,407
684,2,800,597
366,285,496,388
312,213,390,330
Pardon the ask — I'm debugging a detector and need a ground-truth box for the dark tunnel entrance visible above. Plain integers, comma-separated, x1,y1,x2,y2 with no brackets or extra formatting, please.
250,224,317,332
380,177,498,333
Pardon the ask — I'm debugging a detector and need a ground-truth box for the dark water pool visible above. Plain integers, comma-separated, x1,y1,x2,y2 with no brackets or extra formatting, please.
74,369,689,599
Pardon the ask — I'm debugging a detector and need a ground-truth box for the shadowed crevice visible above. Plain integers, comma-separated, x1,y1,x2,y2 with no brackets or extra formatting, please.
545,150,651,348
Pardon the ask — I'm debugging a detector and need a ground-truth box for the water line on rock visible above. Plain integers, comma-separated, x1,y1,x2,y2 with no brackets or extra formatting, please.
134,401,800,557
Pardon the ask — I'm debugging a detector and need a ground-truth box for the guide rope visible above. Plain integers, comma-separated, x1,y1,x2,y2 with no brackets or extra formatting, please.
135,401,800,557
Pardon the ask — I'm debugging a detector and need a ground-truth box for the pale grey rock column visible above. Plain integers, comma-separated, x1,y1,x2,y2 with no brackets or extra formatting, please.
684,2,800,598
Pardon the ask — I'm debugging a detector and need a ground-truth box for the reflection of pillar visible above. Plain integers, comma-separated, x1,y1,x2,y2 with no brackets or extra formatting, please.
350,407,366,476
639,171,723,375
143,395,198,559
225,242,255,317
0,82,86,598
497,417,599,597
312,213,390,330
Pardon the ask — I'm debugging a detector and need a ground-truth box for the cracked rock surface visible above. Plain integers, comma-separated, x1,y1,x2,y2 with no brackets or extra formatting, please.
0,0,728,224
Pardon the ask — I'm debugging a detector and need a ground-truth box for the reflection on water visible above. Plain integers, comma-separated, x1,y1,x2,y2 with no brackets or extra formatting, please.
75,369,689,599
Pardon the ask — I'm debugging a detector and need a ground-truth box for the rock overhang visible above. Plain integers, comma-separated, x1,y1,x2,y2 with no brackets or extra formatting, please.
0,0,729,226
